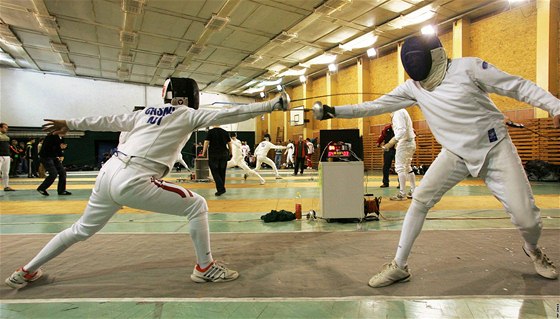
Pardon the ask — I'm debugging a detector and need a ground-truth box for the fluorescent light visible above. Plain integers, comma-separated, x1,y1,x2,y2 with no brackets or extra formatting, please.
259,78,282,86
305,53,337,66
339,32,378,51
0,52,14,63
387,5,437,29
299,75,307,83
421,25,436,35
328,63,337,73
279,67,307,77
259,92,266,98
366,48,377,58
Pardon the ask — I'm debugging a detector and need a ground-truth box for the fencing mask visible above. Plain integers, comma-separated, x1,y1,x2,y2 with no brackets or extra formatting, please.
162,77,200,109
401,35,444,82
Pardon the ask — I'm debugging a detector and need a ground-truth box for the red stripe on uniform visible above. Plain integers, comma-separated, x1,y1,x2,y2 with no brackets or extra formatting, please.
152,178,192,198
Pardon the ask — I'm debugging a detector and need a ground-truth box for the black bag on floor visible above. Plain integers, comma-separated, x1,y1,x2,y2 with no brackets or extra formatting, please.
260,210,296,223
524,160,560,182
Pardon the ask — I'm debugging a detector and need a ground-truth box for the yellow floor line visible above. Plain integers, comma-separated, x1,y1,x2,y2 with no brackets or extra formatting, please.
1,195,559,215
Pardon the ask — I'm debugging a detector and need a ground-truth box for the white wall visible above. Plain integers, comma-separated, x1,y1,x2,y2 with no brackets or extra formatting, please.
0,68,256,131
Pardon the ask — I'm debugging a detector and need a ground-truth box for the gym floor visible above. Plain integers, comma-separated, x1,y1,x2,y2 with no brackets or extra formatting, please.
1,168,559,319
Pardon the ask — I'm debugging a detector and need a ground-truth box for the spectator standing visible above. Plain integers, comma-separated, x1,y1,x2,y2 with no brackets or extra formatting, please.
377,124,396,188
9,139,22,177
293,135,307,176
305,138,314,169
37,132,72,196
0,123,15,191
202,126,231,196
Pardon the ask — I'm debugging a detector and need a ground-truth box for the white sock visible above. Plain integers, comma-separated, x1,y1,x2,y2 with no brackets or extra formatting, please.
189,214,213,268
394,202,428,268
407,172,416,192
398,173,407,194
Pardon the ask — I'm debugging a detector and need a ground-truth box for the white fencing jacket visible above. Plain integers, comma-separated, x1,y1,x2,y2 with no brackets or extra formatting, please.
335,57,560,177
391,109,415,143
67,100,278,175
254,141,285,157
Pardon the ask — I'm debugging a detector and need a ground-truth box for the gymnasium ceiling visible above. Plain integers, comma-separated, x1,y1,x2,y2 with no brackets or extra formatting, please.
0,0,515,97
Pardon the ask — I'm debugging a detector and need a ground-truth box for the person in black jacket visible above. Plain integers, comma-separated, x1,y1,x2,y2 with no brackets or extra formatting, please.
201,126,231,196
376,124,396,188
37,132,71,196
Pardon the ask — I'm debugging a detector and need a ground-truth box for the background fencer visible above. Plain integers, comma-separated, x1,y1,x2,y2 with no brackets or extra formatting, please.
5,77,290,289
284,139,294,169
227,132,266,185
383,109,416,201
313,34,559,288
253,134,285,179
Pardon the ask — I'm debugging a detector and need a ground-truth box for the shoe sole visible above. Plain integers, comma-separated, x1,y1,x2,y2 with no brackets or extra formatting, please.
5,269,43,289
190,273,239,283
522,246,559,279
368,274,411,288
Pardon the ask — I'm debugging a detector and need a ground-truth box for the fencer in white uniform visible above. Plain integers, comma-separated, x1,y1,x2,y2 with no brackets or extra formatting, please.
227,132,265,185
284,140,294,168
5,78,290,289
254,135,285,179
383,109,416,200
313,35,559,287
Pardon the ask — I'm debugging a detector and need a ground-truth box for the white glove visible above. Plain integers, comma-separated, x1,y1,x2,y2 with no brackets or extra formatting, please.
383,137,397,149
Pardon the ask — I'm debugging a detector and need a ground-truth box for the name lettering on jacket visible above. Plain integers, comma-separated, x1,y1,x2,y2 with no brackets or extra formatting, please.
145,106,175,125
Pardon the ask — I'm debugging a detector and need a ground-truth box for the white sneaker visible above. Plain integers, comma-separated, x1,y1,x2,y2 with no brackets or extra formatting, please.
523,246,558,279
5,267,43,289
191,261,239,283
406,191,413,199
390,192,406,201
368,260,411,288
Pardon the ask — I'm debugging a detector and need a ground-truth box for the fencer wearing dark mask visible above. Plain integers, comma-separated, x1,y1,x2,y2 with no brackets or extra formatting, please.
313,34,560,288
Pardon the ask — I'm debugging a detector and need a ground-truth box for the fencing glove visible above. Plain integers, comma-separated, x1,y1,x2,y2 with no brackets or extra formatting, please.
312,101,336,120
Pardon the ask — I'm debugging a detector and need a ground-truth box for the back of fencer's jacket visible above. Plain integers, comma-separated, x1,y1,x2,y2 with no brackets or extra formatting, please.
66,101,275,175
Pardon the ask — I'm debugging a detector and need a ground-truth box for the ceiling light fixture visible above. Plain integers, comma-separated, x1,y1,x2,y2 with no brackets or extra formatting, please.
299,75,307,83
122,0,145,14
205,14,230,31
328,63,337,73
339,32,378,51
314,0,352,16
259,91,266,98
120,30,137,44
188,44,206,55
387,4,437,29
271,31,297,44
51,42,69,53
304,53,337,66
366,48,377,58
420,25,436,35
